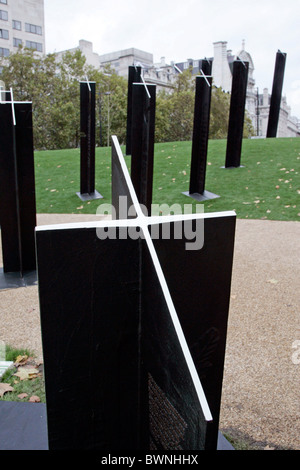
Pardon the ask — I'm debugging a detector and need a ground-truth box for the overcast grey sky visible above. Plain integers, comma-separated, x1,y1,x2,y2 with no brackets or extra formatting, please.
44,0,300,117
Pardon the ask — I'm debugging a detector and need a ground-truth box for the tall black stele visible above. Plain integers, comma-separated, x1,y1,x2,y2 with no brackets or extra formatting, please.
77,81,102,201
126,65,142,156
130,82,156,215
267,51,287,138
0,101,36,274
183,60,219,202
225,59,249,168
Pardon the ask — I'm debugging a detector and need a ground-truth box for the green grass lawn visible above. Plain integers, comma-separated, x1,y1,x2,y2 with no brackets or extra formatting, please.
34,137,300,221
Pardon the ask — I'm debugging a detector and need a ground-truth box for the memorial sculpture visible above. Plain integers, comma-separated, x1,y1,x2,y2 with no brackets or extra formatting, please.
77,81,102,201
183,59,219,201
225,59,249,168
0,91,37,276
0,75,237,451
267,50,287,138
36,133,236,450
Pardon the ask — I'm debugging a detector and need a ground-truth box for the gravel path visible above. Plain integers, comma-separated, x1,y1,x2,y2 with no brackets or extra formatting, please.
0,214,299,450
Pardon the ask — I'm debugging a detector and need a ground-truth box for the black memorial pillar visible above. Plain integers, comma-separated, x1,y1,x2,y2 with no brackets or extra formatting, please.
126,65,142,155
199,57,213,76
266,51,287,138
130,82,156,215
189,74,212,195
36,134,236,451
77,81,102,201
0,101,36,274
183,64,219,202
225,59,249,168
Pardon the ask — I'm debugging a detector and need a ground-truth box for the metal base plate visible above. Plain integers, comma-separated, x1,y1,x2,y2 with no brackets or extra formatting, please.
76,190,103,201
0,269,37,290
220,165,245,169
182,190,220,202
0,401,234,450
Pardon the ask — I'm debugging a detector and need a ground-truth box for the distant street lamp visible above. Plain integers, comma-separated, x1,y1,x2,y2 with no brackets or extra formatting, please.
256,87,260,136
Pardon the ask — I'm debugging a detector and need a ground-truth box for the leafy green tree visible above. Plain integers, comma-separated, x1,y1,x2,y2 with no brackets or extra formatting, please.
0,47,82,149
155,70,254,142
94,66,128,147
155,68,195,142
0,48,128,149
209,86,231,139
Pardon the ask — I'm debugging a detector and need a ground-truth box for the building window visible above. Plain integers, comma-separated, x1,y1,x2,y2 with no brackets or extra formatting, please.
25,23,42,35
12,20,21,30
13,37,22,47
25,40,42,52
0,10,8,20
0,47,9,57
0,1,8,4
0,28,8,39
183,62,189,69
193,60,199,68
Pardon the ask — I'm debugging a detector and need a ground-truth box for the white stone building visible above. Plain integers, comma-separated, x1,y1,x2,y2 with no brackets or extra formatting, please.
56,39,100,69
98,48,177,92
98,47,153,77
0,0,45,57
141,56,177,92
257,87,300,137
57,43,177,92
210,40,300,137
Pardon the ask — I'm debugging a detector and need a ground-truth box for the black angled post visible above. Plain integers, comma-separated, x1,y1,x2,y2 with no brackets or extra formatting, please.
0,101,36,274
267,51,287,138
225,59,249,168
130,82,156,215
77,81,102,201
126,65,142,155
189,74,212,195
183,59,219,202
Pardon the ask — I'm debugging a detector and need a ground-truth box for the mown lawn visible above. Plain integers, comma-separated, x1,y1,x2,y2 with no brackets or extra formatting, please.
34,137,300,221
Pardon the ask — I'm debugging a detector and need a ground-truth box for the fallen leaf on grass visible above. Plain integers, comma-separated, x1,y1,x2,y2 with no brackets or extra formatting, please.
17,393,28,399
0,383,14,397
29,395,41,403
14,366,39,381
14,355,28,366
